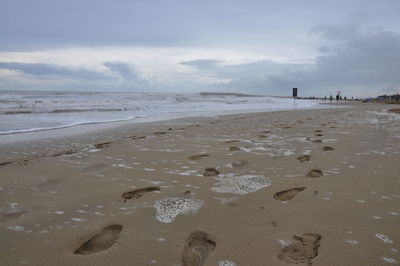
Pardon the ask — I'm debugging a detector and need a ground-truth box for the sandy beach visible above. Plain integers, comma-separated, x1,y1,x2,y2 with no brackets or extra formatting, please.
1,102,400,266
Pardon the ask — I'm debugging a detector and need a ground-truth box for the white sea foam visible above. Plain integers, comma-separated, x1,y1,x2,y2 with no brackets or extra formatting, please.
375,233,394,244
381,257,399,264
345,239,359,245
219,260,237,266
211,175,271,195
154,198,204,223
5,225,25,232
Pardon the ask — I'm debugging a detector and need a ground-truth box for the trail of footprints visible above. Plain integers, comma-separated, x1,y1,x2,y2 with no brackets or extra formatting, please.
68,123,335,264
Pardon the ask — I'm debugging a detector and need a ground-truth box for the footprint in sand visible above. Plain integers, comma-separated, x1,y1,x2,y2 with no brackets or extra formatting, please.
323,146,334,151
82,163,107,172
297,155,311,162
315,134,323,137
182,231,216,266
188,154,209,160
128,135,146,140
203,168,220,177
274,187,306,201
230,160,249,169
52,149,77,157
0,161,14,166
153,131,167,136
94,142,111,149
312,140,322,143
1,208,31,222
74,224,123,255
121,187,160,202
226,140,239,144
278,233,322,264
229,146,240,151
314,130,323,133
306,169,323,178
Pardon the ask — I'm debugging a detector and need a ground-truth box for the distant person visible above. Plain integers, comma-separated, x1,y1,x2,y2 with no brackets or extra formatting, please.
324,96,327,101
336,94,339,103
329,94,333,103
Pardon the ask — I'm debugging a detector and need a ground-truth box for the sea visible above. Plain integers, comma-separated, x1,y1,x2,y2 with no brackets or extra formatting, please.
0,91,322,135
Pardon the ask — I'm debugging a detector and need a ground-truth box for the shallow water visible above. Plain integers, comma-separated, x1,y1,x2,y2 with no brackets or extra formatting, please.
0,91,321,134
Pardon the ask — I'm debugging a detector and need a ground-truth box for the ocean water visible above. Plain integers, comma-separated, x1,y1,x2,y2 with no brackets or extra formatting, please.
0,91,321,135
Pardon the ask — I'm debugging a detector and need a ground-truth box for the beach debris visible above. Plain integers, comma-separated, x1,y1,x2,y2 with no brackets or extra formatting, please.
229,146,240,151
306,169,323,178
94,142,111,149
203,168,220,176
155,198,204,223
274,187,306,201
323,146,334,151
188,154,209,160
182,231,216,266
211,175,271,195
121,187,160,202
74,224,123,255
278,233,322,265
297,155,311,162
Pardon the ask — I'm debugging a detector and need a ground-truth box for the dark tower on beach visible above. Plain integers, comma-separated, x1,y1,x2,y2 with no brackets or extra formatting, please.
292,88,298,98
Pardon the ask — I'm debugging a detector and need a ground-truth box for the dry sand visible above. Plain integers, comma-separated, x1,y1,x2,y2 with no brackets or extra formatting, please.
1,102,400,265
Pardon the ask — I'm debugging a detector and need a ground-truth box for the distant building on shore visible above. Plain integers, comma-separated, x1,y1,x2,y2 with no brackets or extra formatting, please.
376,94,400,101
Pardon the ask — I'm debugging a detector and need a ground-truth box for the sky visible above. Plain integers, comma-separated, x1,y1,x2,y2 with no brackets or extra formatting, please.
0,0,400,97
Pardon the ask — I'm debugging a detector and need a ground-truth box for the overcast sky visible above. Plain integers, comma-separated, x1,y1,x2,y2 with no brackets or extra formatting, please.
1,0,399,97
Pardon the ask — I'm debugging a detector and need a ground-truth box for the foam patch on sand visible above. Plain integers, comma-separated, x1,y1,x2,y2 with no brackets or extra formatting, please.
211,175,271,195
375,233,394,244
154,198,204,223
219,260,237,266
381,257,399,264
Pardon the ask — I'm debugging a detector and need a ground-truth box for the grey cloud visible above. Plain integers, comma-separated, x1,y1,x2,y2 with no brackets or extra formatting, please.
192,24,400,97
2,0,400,51
0,61,152,91
180,60,222,69
0,62,111,80
103,61,138,80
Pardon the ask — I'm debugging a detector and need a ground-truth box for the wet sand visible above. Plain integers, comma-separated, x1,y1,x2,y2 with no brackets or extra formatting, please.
1,102,400,265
